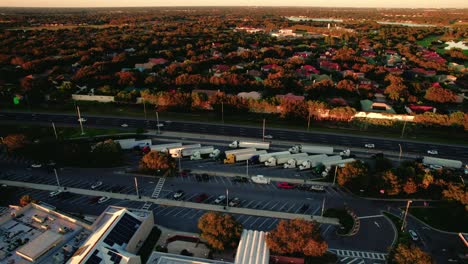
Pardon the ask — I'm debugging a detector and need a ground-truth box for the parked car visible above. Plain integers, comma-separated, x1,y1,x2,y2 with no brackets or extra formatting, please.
91,181,103,189
173,190,185,200
201,173,210,181
277,182,295,189
121,123,128,127
194,193,208,203
31,164,42,168
228,198,241,207
98,196,110,204
309,185,325,192
264,135,273,139
49,190,63,198
232,176,249,183
364,144,375,149
78,118,87,122
427,150,438,155
408,230,419,241
214,195,226,204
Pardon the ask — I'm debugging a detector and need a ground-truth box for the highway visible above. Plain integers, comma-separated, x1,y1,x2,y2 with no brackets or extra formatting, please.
1,110,467,163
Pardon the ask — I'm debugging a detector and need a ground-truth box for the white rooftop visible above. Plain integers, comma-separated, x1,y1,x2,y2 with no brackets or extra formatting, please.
234,230,269,264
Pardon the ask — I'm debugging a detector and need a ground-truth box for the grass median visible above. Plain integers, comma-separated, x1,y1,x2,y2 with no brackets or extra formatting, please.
409,202,468,233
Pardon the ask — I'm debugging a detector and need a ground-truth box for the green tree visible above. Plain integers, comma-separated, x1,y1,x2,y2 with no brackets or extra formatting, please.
91,139,123,166
266,219,327,257
197,212,242,251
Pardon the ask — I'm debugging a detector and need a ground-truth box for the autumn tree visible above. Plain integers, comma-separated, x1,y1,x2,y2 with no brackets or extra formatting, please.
91,139,123,166
336,160,369,188
139,151,176,173
266,219,327,257
442,183,468,210
336,79,356,92
2,134,27,153
381,170,401,196
197,212,242,251
393,244,433,264
424,85,457,103
402,178,418,195
384,74,407,101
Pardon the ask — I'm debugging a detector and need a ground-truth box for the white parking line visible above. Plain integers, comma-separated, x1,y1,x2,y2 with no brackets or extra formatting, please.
260,201,274,210
185,193,199,201
266,219,278,229
312,206,321,215
188,210,205,219
248,217,262,227
257,218,271,229
243,200,255,208
172,208,190,217
322,225,332,236
241,216,253,225
277,202,290,211
179,209,196,218
154,206,174,215
163,207,182,216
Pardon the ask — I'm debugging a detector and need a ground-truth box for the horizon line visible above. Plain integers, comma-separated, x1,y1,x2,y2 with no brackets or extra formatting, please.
1,5,467,9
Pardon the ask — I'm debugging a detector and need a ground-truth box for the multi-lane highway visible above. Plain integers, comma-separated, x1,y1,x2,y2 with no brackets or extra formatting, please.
1,110,467,162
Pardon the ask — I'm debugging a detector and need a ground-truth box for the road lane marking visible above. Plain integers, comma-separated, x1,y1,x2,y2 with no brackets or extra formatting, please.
358,215,383,220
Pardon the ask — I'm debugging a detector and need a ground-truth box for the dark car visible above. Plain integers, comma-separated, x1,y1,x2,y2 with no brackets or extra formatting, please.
201,174,210,181
228,197,241,207
232,176,249,183
194,193,208,203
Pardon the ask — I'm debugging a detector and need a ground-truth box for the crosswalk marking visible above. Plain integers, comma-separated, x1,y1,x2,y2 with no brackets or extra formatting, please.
330,249,387,261
141,202,152,210
151,177,166,198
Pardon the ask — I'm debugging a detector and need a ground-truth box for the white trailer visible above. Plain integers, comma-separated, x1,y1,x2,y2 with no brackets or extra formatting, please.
115,138,136,149
289,145,334,155
265,153,308,167
422,156,463,169
224,148,257,156
224,149,261,164
251,175,271,184
323,158,356,168
284,154,328,169
169,144,202,157
229,141,270,150
298,155,339,171
190,147,216,160
258,151,291,163
150,143,183,152
180,146,214,158
235,150,268,162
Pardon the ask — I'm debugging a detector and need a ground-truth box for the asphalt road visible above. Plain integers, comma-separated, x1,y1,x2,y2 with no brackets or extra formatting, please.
1,111,467,163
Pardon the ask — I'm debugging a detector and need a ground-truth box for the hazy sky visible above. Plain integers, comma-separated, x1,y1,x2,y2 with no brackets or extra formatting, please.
1,0,467,8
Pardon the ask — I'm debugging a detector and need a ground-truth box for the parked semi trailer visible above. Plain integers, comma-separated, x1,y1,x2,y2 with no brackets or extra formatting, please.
299,155,342,171
257,151,291,163
169,144,202,157
422,156,463,169
224,150,268,164
115,138,152,150
150,143,183,152
289,145,334,155
265,153,308,167
283,154,328,169
229,141,270,150
190,147,216,160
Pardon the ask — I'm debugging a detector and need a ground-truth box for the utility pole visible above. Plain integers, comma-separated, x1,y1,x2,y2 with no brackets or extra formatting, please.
246,159,249,177
221,101,224,123
321,197,326,216
398,144,402,162
143,100,147,123
400,120,407,138
53,168,61,189
307,111,311,131
332,166,338,186
401,200,413,231
262,118,266,142
178,150,182,173
76,106,85,135
155,111,161,134
52,122,58,140
134,177,140,198
226,189,229,208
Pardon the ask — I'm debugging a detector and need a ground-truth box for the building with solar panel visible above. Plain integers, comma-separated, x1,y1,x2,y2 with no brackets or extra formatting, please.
68,206,154,264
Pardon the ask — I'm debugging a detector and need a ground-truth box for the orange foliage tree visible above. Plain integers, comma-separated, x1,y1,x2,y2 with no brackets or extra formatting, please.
197,212,242,251
139,151,176,173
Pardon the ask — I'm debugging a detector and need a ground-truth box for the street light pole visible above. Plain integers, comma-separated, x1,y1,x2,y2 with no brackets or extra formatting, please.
400,120,407,138
262,118,265,142
51,122,58,140
398,144,402,162
134,177,140,198
246,159,249,177
155,111,160,134
307,111,311,131
221,101,224,123
143,100,147,123
53,168,61,189
321,197,326,216
332,166,338,186
226,189,229,208
178,150,182,173
76,106,85,135
401,200,413,231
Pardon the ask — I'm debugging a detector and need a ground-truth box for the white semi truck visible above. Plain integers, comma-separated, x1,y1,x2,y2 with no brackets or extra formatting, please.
265,153,308,167
289,145,334,155
229,141,270,150
258,151,291,163
190,147,216,160
168,144,202,157
283,154,328,169
150,143,183,152
323,158,356,168
422,156,463,169
115,138,152,149
299,155,342,171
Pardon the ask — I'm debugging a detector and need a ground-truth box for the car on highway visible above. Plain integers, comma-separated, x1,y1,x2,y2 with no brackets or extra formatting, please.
309,185,325,192
98,196,110,204
277,182,296,189
232,176,249,183
91,181,103,189
194,193,208,203
121,123,129,127
228,197,241,207
408,230,419,241
173,190,185,200
31,164,42,168
427,150,438,155
77,118,87,122
264,135,273,139
364,144,375,149
214,195,226,204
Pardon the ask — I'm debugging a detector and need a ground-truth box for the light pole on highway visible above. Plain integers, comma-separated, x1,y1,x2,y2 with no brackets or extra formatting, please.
460,176,465,186
221,101,224,124
155,110,161,134
53,168,61,189
398,144,402,162
178,150,182,173
307,111,311,131
401,200,412,231
143,100,148,123
76,106,85,135
134,177,140,198
321,197,326,217
51,122,58,140
246,159,249,178
332,166,338,186
226,189,229,208
262,118,266,142
400,120,407,138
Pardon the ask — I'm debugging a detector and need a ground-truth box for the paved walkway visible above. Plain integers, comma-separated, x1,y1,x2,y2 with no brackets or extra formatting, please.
1,179,339,225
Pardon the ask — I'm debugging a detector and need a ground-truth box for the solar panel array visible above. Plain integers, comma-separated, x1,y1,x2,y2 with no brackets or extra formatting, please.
85,250,102,264
103,213,141,247
107,248,123,263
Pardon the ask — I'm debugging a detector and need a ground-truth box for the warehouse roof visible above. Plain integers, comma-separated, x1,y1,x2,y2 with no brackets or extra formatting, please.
234,230,269,264
16,230,62,262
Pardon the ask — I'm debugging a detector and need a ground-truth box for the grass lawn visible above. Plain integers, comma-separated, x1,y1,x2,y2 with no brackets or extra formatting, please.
409,203,468,233
417,35,441,47
323,208,354,235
